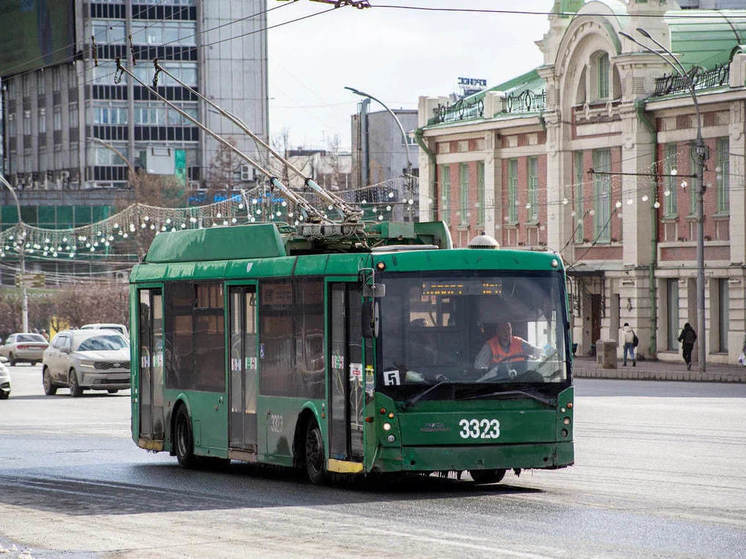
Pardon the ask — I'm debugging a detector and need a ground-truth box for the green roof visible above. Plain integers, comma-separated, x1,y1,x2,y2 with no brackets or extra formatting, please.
144,224,286,263
666,10,746,69
459,68,545,105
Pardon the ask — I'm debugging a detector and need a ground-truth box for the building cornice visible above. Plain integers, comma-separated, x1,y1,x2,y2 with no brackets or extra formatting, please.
421,115,543,138
644,87,746,111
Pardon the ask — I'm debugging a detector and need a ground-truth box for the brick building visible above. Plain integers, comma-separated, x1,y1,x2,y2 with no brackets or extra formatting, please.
416,0,746,364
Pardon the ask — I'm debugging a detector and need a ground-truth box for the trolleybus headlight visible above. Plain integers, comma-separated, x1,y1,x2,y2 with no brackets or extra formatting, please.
563,417,571,425
387,412,395,419
382,422,392,431
387,434,396,443
376,262,385,271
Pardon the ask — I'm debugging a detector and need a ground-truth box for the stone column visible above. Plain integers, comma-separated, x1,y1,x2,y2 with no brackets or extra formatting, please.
617,103,656,358
728,99,746,359
416,96,446,222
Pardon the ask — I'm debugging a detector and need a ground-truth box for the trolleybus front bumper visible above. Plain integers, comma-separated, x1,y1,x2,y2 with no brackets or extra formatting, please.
374,441,574,473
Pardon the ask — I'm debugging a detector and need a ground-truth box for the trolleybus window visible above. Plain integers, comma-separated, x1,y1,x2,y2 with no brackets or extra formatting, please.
164,281,225,392
379,271,568,396
259,278,325,399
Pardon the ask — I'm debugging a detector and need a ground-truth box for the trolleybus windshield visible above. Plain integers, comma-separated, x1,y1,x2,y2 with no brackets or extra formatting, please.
378,271,569,399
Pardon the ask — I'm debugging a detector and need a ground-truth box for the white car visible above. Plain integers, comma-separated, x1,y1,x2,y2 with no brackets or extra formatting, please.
80,323,129,338
42,329,130,397
0,356,10,399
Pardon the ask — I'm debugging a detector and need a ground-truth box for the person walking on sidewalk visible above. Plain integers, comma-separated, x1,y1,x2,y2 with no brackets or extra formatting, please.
622,323,637,367
678,323,697,370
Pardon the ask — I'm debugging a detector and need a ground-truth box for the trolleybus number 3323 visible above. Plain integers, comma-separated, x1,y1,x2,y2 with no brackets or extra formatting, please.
458,418,501,439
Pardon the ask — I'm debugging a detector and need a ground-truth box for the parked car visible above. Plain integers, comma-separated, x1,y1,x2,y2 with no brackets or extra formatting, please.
0,333,49,365
80,323,129,338
42,329,130,397
0,356,10,399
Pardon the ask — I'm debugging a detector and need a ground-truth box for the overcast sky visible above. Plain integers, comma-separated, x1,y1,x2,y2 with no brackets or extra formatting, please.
267,0,555,151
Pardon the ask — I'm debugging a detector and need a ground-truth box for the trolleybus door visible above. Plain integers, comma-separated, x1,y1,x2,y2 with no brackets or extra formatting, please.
328,283,364,461
228,285,258,453
138,288,165,442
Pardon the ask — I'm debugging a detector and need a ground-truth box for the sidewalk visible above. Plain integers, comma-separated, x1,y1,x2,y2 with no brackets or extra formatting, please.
572,355,746,383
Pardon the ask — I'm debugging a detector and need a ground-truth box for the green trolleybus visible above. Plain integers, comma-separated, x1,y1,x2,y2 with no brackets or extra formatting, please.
130,221,574,484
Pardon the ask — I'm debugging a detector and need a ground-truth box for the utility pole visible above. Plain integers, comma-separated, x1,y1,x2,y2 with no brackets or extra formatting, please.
621,29,708,372
0,173,28,332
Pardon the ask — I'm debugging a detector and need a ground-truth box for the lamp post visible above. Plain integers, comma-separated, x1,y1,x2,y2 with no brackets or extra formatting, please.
620,29,708,372
87,136,137,185
0,173,28,332
345,86,413,219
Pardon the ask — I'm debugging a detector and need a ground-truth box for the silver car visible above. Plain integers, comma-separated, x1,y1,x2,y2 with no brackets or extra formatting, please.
0,333,49,365
42,329,130,397
0,357,10,399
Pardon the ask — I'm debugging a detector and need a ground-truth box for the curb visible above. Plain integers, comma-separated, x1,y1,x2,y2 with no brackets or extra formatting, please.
574,368,746,383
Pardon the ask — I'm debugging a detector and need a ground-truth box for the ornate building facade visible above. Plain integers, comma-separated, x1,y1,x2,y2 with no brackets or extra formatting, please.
416,0,746,364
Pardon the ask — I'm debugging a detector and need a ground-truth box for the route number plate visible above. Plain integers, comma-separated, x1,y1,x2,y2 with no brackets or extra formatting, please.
458,418,500,439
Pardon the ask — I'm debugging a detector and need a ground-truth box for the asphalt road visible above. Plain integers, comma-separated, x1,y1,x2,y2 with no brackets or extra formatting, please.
0,364,745,559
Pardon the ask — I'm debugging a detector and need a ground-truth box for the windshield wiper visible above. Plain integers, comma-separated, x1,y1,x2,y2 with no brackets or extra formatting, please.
401,380,451,410
462,389,556,407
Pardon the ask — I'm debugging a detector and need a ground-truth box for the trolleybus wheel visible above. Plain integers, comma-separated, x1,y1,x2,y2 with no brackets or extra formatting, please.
469,468,506,484
175,407,198,468
304,421,326,485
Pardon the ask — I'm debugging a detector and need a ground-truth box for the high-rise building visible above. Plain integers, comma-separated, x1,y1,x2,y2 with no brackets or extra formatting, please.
0,0,268,192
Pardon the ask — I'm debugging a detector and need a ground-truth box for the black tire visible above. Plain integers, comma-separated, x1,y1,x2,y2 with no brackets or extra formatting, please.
470,468,507,484
69,369,82,397
42,367,57,396
0,391,8,400
9,353,16,367
107,389,118,394
174,406,198,468
304,420,326,485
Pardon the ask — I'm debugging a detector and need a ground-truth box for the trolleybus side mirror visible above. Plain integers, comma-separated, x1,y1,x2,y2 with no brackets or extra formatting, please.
362,299,379,339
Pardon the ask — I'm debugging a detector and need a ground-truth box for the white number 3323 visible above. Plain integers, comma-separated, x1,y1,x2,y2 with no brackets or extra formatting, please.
458,418,500,439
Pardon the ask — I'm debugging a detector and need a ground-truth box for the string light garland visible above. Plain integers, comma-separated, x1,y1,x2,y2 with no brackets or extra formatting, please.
0,177,417,260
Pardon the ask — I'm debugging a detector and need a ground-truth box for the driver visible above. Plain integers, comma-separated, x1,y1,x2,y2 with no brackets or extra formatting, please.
474,321,541,370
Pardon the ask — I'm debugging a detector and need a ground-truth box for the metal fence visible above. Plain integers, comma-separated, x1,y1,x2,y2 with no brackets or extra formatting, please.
653,64,729,97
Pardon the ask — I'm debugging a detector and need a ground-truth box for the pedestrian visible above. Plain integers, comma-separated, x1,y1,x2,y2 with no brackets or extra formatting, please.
622,322,636,367
678,323,697,370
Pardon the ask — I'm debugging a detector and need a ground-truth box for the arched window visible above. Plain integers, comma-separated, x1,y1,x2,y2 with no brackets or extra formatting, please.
597,52,610,100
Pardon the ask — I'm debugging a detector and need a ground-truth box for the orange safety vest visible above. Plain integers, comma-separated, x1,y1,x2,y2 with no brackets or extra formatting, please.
488,336,528,364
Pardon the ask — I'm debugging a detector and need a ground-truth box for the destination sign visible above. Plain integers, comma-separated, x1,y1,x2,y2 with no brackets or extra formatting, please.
421,280,502,297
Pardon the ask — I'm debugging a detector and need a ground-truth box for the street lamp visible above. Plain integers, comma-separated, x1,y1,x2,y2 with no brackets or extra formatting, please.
345,86,413,199
620,28,708,372
87,136,137,185
0,173,28,332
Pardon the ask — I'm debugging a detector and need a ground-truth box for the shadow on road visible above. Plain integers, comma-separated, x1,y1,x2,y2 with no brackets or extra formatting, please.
0,462,544,517
5,393,130,401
